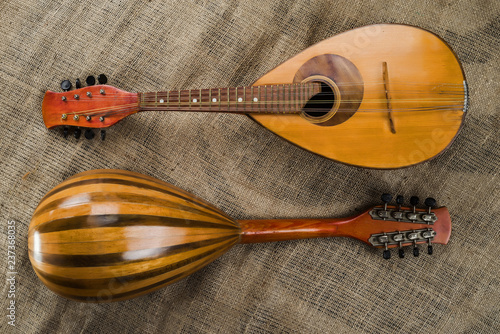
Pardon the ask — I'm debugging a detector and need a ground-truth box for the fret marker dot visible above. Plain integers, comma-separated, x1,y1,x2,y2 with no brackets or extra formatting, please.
253,97,258,102
193,99,197,103
238,97,243,102
159,99,164,103
212,98,217,102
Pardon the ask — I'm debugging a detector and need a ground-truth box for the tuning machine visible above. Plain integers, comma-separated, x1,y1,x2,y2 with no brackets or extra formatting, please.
60,80,72,92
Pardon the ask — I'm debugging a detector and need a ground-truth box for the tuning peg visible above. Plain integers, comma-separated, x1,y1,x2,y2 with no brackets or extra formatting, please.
378,194,392,220
383,249,391,260
410,196,419,207
84,129,95,140
425,197,436,212
378,233,391,259
74,127,81,139
409,196,419,219
97,74,108,85
381,193,392,204
86,75,96,86
413,245,419,257
61,80,72,91
63,127,69,139
398,248,405,258
396,195,404,206
100,130,106,141
427,245,433,255
75,78,81,89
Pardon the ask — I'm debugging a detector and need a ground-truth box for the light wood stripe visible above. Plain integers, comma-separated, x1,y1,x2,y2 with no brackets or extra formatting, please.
29,170,242,302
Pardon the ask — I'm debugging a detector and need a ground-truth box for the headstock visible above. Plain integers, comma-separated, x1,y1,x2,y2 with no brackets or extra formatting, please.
342,194,451,260
42,75,139,140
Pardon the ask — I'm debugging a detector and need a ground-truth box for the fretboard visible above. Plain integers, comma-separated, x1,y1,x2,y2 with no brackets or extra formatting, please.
138,83,322,114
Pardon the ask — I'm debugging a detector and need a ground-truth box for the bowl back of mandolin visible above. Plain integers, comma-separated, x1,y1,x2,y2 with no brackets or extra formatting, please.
28,170,241,302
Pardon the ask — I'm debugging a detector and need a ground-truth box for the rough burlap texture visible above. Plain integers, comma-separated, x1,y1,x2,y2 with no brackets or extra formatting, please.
0,0,499,333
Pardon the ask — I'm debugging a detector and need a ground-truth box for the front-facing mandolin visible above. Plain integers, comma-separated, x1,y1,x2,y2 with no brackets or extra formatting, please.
42,24,467,168
29,170,452,302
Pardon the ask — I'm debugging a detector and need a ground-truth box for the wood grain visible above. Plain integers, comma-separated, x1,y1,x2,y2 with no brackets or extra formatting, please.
29,170,452,302
251,24,466,168
42,24,466,169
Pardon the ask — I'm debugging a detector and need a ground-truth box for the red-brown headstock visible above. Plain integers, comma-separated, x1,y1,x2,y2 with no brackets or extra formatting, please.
42,83,138,129
342,195,451,259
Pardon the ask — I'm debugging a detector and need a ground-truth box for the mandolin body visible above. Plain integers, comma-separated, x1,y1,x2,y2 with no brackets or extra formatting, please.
28,170,241,302
251,24,466,168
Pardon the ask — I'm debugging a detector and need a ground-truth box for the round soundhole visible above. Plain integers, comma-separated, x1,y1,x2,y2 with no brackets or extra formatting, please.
303,83,335,118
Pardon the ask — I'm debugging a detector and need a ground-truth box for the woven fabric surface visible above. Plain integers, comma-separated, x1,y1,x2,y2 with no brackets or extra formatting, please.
0,0,499,333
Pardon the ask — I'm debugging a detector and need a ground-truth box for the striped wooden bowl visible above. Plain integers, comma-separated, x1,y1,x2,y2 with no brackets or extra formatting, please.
28,170,240,302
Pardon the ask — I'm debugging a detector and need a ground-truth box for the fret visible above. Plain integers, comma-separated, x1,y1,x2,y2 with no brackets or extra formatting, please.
189,90,192,109
294,84,298,112
209,89,212,111
282,84,285,113
167,91,170,107
236,87,238,109
155,92,158,107
243,87,246,112
199,89,202,107
218,88,221,111
288,84,291,113
271,85,274,112
178,91,181,108
301,84,304,110
227,87,230,109
251,86,254,112
265,85,268,112
258,86,261,113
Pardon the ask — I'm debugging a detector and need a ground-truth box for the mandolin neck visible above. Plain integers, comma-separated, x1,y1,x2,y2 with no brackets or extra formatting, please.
238,217,356,244
138,83,322,114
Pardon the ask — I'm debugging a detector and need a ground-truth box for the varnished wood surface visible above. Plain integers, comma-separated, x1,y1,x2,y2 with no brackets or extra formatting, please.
252,24,466,168
29,170,240,302
29,170,452,302
239,207,451,246
42,24,466,169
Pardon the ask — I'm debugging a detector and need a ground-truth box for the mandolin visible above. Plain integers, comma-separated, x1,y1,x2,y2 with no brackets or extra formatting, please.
29,170,452,302
42,24,468,169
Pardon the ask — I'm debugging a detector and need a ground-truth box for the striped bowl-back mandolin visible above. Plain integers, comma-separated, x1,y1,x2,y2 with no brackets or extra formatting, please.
29,170,452,302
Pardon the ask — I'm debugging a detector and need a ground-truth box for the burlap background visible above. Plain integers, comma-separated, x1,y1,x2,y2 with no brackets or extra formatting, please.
1,0,499,333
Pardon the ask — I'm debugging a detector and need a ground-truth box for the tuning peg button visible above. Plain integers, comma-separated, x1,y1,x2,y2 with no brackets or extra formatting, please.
74,128,81,139
61,80,72,91
413,246,419,257
381,193,392,203
424,197,436,207
75,78,81,89
97,74,108,85
410,196,419,206
428,245,433,255
84,129,95,140
398,248,405,258
86,75,96,86
63,127,69,138
383,249,391,260
100,130,106,141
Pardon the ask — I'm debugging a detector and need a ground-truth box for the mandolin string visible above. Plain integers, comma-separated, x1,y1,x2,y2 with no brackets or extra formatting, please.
62,81,466,117
71,105,465,118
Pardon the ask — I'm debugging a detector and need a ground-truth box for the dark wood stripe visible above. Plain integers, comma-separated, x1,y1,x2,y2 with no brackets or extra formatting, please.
67,170,228,215
33,192,236,226
39,178,234,223
33,238,237,296
32,214,239,237
30,234,235,267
